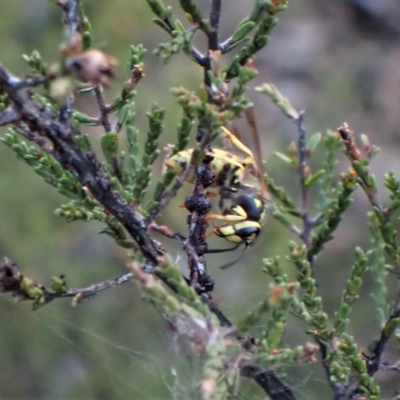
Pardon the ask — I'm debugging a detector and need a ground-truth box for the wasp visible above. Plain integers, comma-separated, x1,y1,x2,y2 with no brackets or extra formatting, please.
165,109,269,268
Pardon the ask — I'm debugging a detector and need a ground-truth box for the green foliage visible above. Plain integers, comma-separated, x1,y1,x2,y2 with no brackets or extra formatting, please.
333,248,369,335
255,83,299,120
127,103,164,204
155,28,196,64
1,1,400,399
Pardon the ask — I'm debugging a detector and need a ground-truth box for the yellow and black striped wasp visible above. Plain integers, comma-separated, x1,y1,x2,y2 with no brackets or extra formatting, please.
165,109,269,268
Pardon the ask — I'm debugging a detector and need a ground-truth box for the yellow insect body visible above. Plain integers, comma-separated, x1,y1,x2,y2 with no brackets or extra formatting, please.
165,124,268,258
165,147,247,188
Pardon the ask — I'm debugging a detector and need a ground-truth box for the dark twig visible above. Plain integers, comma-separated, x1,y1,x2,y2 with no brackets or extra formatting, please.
319,343,347,400
0,65,160,267
203,0,222,87
240,365,296,400
16,122,54,154
367,292,400,376
208,0,222,51
184,162,214,292
94,86,112,132
59,0,81,38
0,106,21,126
13,74,56,89
59,95,74,126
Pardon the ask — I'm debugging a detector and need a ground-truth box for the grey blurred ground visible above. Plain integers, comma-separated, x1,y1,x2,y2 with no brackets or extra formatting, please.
0,1,400,399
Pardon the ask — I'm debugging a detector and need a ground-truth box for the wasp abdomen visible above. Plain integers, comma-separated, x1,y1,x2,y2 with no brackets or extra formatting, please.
236,194,263,221
215,221,261,244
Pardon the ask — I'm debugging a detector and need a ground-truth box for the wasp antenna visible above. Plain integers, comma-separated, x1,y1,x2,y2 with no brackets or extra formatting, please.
219,244,249,270
206,242,242,254
245,107,268,199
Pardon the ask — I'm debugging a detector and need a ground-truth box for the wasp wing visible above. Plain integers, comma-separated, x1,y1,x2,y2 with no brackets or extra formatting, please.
244,107,268,199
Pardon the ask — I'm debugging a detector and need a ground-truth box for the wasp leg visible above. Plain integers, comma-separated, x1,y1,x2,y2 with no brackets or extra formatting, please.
205,191,220,198
204,212,246,225
205,230,215,239
221,127,254,165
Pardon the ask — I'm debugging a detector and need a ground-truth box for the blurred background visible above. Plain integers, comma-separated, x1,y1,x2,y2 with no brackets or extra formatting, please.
1,1,400,399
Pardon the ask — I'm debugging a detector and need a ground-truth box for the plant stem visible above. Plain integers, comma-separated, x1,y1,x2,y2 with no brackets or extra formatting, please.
208,0,222,51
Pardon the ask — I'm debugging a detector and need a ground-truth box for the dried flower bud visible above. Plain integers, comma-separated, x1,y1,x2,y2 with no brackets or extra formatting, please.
209,49,221,76
269,285,283,305
65,49,118,88
246,58,256,70
297,342,318,364
129,64,145,88
303,165,312,179
288,141,298,158
61,34,82,57
202,377,216,399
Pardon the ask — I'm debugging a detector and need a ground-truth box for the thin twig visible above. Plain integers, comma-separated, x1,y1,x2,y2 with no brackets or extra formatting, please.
294,112,317,268
94,86,112,132
149,222,188,244
297,111,313,250
337,122,381,210
49,273,133,301
149,222,206,275
290,224,302,237
0,257,132,305
190,48,206,66
219,37,233,53
297,112,307,214
377,363,400,372
145,163,195,225
318,342,347,400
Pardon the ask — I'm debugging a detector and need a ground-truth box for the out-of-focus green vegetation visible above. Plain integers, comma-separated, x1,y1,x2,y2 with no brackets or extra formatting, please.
1,1,400,399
